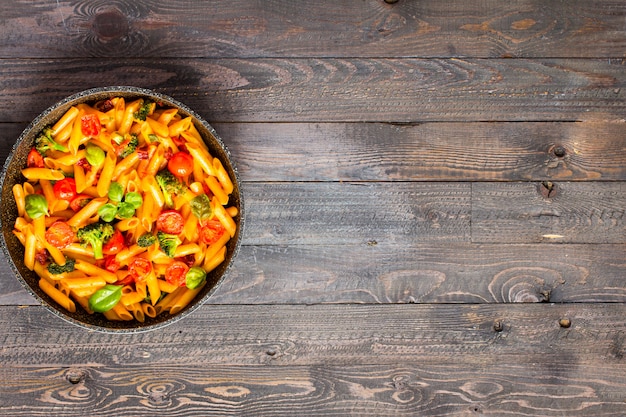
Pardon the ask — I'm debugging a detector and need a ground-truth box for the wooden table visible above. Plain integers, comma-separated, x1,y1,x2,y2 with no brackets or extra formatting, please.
1,1,625,415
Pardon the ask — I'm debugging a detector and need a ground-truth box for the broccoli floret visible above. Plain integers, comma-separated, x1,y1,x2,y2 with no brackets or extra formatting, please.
155,169,187,208
157,231,181,258
133,100,155,121
47,258,76,275
137,233,157,247
119,134,139,159
35,126,68,156
77,222,115,260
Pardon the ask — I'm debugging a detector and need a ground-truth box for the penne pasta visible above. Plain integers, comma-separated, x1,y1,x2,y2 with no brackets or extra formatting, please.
24,228,37,271
74,259,118,283
52,106,80,136
169,283,206,315
203,246,226,272
118,99,143,134
39,278,76,313
145,270,161,306
212,196,237,238
60,276,107,291
128,303,145,322
112,151,140,181
205,175,229,205
96,150,117,197
213,158,234,195
21,168,65,181
112,303,134,321
186,142,216,177
68,110,86,155
121,291,145,307
67,197,107,228
12,184,25,217
11,96,239,323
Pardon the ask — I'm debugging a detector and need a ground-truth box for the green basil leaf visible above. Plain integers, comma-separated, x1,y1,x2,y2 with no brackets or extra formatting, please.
88,285,122,313
24,194,48,219
98,203,118,222
190,194,212,221
185,266,207,290
116,201,135,219
108,182,124,203
85,144,105,167
125,192,143,209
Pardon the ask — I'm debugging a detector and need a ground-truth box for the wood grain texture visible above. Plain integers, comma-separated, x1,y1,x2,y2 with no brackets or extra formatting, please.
1,0,625,59
472,182,626,243
214,243,626,304
4,121,626,182
1,362,625,416
3,242,626,306
214,121,626,182
0,304,624,368
0,58,624,123
240,182,470,245
1,0,625,414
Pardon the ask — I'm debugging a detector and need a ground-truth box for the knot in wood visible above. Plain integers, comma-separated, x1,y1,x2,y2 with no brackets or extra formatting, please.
148,391,169,405
493,320,504,332
553,145,566,158
539,181,557,198
66,368,85,384
92,9,129,41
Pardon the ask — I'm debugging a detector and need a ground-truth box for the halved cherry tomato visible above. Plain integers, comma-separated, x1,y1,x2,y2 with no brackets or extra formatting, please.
53,178,77,201
104,255,121,273
129,258,152,282
167,151,194,178
69,194,92,212
103,230,126,256
165,261,189,287
199,220,226,245
45,221,74,249
80,114,101,137
156,210,185,235
27,148,44,168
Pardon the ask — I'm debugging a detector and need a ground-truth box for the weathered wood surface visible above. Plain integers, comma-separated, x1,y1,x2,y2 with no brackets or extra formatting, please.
1,0,625,59
0,58,624,123
1,304,624,367
5,242,626,306
1,0,625,415
4,121,626,182
1,362,625,416
0,304,624,416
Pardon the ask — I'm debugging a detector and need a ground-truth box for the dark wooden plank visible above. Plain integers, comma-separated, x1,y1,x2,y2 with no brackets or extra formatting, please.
214,121,626,182
472,182,626,243
0,58,624,123
1,362,625,416
0,123,24,164
3,242,626,306
4,121,626,182
1,0,625,59
0,304,624,367
213,243,626,304
240,182,470,245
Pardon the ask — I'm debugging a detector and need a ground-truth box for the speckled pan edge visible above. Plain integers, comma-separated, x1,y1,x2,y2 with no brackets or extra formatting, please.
0,86,244,333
